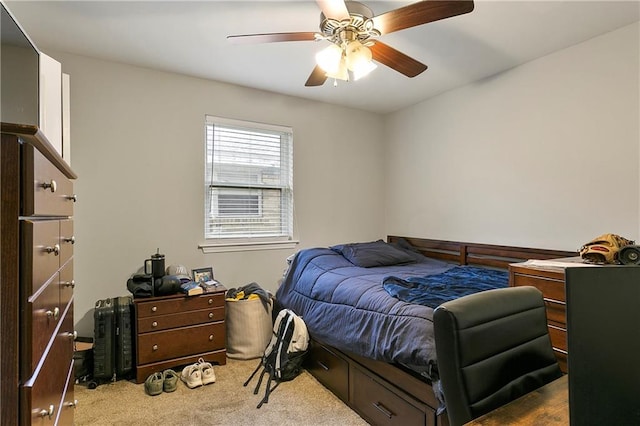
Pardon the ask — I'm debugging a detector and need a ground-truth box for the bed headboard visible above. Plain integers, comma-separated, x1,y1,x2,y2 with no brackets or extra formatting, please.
387,236,577,270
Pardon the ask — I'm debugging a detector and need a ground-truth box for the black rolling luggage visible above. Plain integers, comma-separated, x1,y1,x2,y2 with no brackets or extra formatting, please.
91,296,134,386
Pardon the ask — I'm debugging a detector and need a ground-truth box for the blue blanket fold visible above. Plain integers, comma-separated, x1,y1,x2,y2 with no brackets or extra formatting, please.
383,266,509,308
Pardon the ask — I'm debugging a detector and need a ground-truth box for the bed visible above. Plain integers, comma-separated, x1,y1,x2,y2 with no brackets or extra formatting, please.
275,236,575,426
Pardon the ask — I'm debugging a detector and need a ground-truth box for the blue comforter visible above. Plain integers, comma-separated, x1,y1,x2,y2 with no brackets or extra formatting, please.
276,247,509,380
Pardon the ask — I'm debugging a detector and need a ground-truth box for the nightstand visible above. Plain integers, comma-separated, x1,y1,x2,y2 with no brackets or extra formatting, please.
133,288,227,383
509,259,583,373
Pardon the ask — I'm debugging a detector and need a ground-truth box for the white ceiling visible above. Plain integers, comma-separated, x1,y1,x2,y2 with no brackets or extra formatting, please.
5,1,640,114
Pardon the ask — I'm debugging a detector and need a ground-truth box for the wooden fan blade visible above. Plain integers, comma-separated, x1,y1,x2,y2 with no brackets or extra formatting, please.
227,32,318,44
316,0,350,20
370,41,428,78
372,0,474,35
305,65,328,87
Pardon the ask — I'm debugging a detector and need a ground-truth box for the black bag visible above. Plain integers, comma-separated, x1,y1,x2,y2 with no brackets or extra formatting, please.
244,309,309,408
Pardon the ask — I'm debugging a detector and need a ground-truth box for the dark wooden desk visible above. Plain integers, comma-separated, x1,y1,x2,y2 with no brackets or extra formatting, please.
465,375,568,425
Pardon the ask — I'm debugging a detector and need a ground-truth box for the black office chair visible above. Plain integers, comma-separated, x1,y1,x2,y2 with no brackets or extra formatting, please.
434,286,562,426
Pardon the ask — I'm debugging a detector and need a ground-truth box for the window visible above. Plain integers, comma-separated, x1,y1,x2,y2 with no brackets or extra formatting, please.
204,115,293,242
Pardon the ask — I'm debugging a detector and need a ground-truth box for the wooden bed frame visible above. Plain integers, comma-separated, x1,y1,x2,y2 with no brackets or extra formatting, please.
303,236,576,426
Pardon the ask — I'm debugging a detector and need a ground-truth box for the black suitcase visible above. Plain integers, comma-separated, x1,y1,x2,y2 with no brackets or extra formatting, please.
92,296,134,385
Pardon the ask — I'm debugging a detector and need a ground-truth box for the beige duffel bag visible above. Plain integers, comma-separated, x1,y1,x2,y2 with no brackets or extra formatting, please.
225,296,273,360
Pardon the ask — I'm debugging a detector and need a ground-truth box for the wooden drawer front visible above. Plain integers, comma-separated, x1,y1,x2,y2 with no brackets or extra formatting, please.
22,306,75,426
544,299,566,326
59,258,74,310
513,273,565,302
306,342,349,403
27,276,61,374
23,220,61,296
136,293,225,318
137,306,224,333
56,361,75,426
23,145,74,217
555,350,568,374
548,324,567,352
351,367,426,426
137,322,225,365
59,219,74,266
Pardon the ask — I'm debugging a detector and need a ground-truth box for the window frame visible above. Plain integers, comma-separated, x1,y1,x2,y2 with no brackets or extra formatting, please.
200,115,297,253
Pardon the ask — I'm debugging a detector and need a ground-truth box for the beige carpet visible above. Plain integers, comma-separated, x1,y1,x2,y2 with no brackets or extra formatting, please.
74,358,368,426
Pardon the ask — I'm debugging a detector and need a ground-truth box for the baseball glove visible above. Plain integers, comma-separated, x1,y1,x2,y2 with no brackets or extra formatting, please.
579,233,635,264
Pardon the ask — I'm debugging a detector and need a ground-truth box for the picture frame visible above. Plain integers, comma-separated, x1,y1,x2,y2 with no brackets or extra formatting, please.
192,267,214,283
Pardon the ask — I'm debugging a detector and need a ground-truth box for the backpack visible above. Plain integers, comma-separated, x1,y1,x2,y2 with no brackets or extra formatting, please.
243,308,309,408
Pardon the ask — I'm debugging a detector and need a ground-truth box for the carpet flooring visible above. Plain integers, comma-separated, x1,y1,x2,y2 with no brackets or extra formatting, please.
74,358,368,425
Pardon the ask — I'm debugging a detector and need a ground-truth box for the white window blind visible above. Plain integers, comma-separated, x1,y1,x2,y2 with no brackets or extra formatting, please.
205,115,293,241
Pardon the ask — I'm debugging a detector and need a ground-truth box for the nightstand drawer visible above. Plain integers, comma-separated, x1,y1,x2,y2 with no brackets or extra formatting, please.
351,366,426,426
512,273,565,302
137,307,224,333
544,299,566,326
23,220,61,296
26,275,61,375
137,322,225,364
548,324,567,352
136,293,225,318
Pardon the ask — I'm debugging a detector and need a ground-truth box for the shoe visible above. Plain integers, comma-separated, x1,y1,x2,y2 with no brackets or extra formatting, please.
198,358,216,385
163,369,178,393
144,372,164,396
180,364,203,389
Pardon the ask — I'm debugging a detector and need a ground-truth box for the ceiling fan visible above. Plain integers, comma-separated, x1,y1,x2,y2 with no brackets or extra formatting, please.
227,0,474,87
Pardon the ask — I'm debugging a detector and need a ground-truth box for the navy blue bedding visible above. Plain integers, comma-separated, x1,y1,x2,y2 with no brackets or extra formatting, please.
276,246,510,381
383,266,509,308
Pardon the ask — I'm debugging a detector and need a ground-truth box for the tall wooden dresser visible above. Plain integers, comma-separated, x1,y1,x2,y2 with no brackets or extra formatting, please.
1,123,77,425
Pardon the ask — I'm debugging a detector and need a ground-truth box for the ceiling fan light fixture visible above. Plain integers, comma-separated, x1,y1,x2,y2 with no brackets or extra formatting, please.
325,56,349,82
345,40,376,80
315,43,343,73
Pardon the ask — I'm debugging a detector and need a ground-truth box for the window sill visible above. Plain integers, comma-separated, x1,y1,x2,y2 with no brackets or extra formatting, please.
199,240,299,253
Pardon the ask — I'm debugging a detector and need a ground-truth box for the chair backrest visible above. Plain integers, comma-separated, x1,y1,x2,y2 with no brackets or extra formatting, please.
434,286,562,426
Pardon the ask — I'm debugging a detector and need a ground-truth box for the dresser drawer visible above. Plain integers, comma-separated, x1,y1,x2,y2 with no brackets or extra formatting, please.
22,220,61,296
56,361,76,426
22,144,75,217
22,304,75,425
26,276,62,375
137,322,225,365
351,366,427,426
59,219,74,266
59,258,74,310
137,306,224,333
544,299,566,326
306,341,349,403
548,324,567,352
136,293,225,318
512,273,565,302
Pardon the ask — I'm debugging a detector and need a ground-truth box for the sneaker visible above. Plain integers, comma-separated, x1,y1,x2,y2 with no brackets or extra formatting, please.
144,372,164,396
180,364,203,389
198,358,216,385
163,369,178,393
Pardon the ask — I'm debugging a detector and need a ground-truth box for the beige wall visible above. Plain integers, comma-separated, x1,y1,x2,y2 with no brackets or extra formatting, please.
49,52,386,335
384,23,640,251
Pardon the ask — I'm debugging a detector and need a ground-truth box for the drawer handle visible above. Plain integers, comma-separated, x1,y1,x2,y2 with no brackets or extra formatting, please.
45,244,60,256
62,280,76,288
152,344,158,351
152,321,158,327
208,312,214,319
67,399,78,409
209,335,214,341
46,307,60,321
316,361,330,371
208,299,213,305
372,402,394,419
67,331,77,340
68,194,78,202
39,404,55,419
42,180,57,193
151,306,157,312
64,236,76,244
